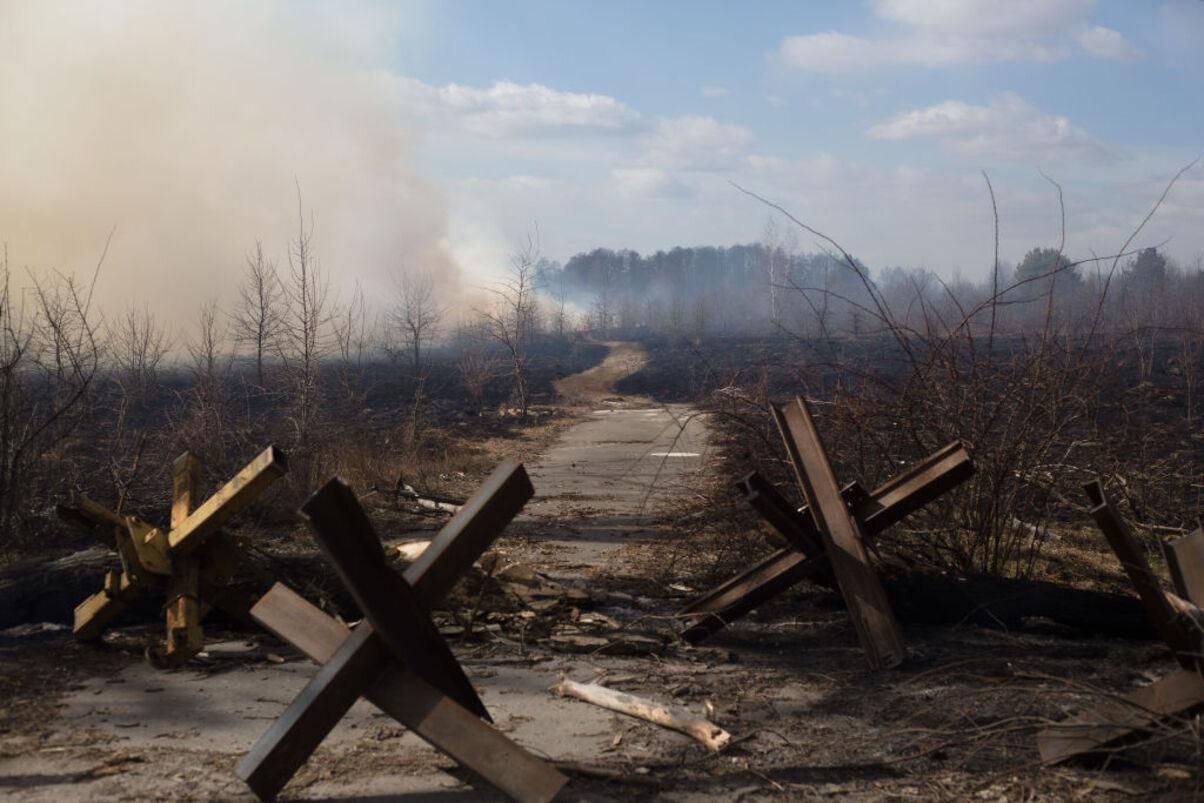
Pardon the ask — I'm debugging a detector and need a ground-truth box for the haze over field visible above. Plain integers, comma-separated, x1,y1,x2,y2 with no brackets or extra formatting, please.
1,0,1202,324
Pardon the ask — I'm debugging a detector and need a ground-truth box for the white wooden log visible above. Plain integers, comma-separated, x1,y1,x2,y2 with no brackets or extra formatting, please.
553,678,731,752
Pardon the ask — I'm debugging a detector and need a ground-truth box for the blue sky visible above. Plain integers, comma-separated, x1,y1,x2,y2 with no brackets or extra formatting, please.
385,0,1204,279
3,1,1202,321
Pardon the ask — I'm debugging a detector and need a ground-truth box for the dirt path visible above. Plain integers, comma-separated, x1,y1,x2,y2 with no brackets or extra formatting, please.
0,342,720,802
526,341,709,571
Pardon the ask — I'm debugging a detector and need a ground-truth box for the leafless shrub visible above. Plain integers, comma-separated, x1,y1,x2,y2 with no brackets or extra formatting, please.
725,163,1199,577
0,245,103,548
454,322,499,413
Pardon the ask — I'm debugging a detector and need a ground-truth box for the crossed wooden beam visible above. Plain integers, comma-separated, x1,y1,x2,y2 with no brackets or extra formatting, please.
237,461,568,803
1037,481,1204,764
59,446,287,666
679,396,973,670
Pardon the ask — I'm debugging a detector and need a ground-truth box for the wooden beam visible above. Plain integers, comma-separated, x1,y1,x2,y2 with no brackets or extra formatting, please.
251,583,567,803
1164,528,1204,607
161,453,204,666
735,472,824,556
239,465,535,801
859,440,973,531
680,551,825,643
685,442,973,643
73,570,141,641
406,461,534,601
300,478,488,720
1038,668,1204,764
776,397,906,669
1084,480,1198,667
168,446,287,555
236,623,389,800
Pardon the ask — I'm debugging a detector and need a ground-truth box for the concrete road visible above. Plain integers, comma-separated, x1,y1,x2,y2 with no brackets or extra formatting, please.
4,342,717,802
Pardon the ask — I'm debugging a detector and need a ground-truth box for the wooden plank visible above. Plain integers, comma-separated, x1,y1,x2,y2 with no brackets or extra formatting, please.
168,446,287,554
1084,480,1198,666
1164,528,1204,607
680,551,825,643
406,461,533,601
236,624,389,801
160,453,204,666
1038,668,1204,764
73,570,140,641
56,496,124,547
688,443,973,643
251,584,567,803
171,452,203,527
857,441,973,532
776,397,906,670
735,472,824,555
301,479,488,720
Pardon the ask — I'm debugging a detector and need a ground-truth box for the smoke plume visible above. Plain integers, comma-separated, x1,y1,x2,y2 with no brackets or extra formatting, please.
0,1,457,333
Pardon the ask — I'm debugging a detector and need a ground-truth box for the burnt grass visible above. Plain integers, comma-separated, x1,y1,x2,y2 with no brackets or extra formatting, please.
2,335,608,563
4,334,1204,799
610,332,1204,795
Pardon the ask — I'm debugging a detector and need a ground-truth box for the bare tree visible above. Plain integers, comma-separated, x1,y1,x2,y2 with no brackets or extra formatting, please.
180,299,232,462
389,269,443,373
110,304,171,397
231,240,283,387
188,300,231,396
479,232,540,417
278,187,331,444
331,280,371,409
0,245,102,544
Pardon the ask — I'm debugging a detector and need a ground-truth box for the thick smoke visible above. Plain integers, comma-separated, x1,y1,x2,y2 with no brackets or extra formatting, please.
0,1,458,332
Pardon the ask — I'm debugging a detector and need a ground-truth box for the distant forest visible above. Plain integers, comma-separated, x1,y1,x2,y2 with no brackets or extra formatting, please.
538,243,872,335
536,240,1201,339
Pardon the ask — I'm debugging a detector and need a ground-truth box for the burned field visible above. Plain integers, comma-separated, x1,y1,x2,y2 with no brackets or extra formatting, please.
2,336,1204,802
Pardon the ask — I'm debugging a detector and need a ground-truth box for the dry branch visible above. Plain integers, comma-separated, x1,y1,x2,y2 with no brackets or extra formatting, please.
553,677,731,752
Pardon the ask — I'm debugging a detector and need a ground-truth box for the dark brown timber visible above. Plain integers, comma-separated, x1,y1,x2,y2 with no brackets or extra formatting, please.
775,397,906,669
682,440,971,645
237,462,547,802
251,583,568,803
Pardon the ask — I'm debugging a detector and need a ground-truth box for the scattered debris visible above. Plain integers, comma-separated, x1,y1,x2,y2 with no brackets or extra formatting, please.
1038,481,1204,764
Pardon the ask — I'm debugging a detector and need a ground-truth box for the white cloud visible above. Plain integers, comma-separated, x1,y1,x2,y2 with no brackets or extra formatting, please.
871,0,1093,38
778,0,1139,72
608,167,693,199
636,116,754,171
398,79,640,138
867,93,1115,164
1077,25,1142,60
779,32,883,73
701,85,730,98
780,31,1069,72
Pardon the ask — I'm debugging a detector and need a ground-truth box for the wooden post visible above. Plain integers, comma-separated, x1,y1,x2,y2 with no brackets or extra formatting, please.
776,397,906,669
1036,481,1204,764
157,453,205,667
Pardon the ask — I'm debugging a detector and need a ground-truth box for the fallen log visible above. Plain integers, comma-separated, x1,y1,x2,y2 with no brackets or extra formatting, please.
882,568,1158,640
0,547,127,629
553,678,731,752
